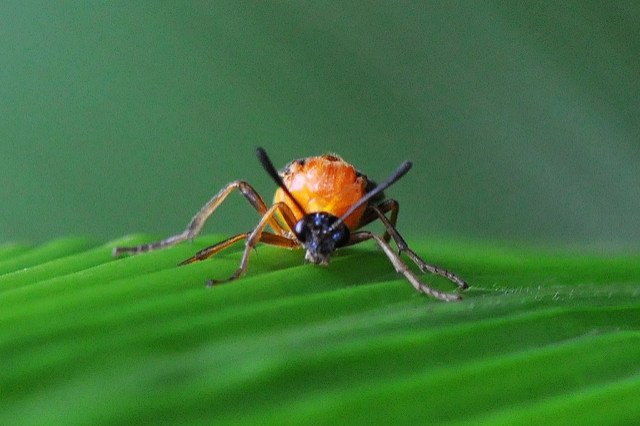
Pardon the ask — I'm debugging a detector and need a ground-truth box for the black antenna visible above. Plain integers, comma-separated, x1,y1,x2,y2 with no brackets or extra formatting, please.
329,160,413,231
256,147,306,214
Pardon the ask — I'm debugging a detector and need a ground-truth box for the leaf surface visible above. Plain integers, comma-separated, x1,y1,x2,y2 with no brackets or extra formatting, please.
1,236,638,424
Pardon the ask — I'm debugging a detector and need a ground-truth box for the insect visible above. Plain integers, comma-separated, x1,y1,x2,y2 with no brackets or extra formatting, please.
113,148,468,301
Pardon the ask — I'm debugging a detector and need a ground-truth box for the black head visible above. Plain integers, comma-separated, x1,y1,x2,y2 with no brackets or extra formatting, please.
294,212,350,265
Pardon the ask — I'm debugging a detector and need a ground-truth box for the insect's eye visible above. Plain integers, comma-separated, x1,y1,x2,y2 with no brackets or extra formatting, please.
294,220,309,241
331,227,350,247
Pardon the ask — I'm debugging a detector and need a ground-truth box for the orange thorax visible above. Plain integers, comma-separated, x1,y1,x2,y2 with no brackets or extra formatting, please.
273,155,367,230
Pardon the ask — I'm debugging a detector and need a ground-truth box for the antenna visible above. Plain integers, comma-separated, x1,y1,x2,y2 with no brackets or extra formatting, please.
256,147,307,215
329,160,412,231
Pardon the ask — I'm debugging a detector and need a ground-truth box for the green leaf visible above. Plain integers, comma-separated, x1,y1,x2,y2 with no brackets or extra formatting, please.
1,236,639,424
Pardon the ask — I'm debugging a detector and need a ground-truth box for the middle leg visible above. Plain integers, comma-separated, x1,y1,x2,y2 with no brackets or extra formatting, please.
179,232,299,266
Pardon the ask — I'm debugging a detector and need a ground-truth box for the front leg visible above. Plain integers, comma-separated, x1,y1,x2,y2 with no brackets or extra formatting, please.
356,199,399,243
362,205,468,290
112,180,286,257
348,231,462,301
207,202,299,285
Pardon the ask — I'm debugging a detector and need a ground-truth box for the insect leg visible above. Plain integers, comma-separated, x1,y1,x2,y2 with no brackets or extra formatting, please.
356,199,399,242
209,202,299,284
113,180,288,257
368,205,468,290
179,232,299,266
349,231,462,301
179,232,249,265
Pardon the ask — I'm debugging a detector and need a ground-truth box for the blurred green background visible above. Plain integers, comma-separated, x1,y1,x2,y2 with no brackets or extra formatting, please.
1,1,639,248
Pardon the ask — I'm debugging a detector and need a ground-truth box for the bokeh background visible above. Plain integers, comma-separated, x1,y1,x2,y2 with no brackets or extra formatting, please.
1,2,639,249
